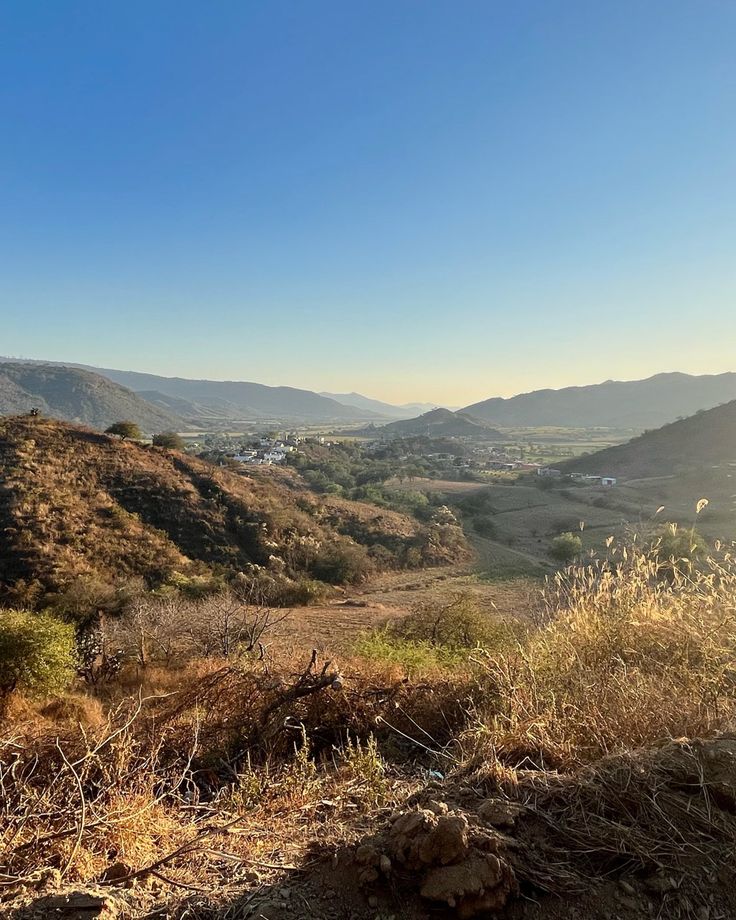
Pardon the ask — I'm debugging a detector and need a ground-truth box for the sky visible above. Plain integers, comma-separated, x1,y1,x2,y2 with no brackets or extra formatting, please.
1,1,735,406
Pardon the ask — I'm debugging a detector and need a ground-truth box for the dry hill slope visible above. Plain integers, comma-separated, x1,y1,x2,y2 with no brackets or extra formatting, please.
0,416,468,606
564,399,736,479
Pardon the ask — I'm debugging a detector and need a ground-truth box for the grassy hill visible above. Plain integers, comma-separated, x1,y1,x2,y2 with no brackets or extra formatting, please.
0,416,468,607
0,363,181,433
564,399,736,479
464,372,736,428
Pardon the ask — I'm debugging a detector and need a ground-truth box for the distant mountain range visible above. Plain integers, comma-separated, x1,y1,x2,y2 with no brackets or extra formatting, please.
564,399,736,480
320,392,446,419
0,363,179,433
363,407,502,439
80,366,393,422
0,360,386,424
462,373,736,429
4,361,736,433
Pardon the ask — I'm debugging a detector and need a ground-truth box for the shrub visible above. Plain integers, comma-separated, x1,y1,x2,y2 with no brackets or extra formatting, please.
389,593,521,653
310,542,373,585
353,631,462,672
549,531,582,562
648,522,706,575
0,610,76,701
152,431,185,450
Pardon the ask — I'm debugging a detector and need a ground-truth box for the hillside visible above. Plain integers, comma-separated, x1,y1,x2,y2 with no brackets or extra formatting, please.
0,417,467,607
464,372,736,428
0,363,181,433
564,399,736,479
81,366,382,422
375,407,502,439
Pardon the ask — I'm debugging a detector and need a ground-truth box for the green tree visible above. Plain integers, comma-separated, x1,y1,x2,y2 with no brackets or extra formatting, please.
550,531,583,563
153,431,185,450
0,610,76,701
105,420,142,440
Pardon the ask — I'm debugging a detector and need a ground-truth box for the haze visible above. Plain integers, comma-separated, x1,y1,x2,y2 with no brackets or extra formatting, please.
2,1,735,404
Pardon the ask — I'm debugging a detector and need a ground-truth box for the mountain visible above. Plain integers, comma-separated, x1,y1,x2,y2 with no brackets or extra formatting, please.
564,400,736,480
373,407,502,439
463,373,736,429
80,366,382,422
0,416,468,606
0,363,180,433
320,392,442,419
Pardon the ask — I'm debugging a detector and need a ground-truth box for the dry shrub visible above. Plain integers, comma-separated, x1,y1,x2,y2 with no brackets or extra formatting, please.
38,693,106,729
462,546,736,770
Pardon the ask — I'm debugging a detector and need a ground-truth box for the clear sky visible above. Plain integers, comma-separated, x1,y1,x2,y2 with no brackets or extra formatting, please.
1,1,735,406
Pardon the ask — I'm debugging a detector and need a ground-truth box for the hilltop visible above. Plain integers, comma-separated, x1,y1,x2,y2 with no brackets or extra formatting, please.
372,407,502,439
564,399,736,479
463,371,736,428
0,416,467,607
0,363,180,433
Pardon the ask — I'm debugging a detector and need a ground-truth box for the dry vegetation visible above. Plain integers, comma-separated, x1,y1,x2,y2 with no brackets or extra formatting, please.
2,532,736,919
0,416,469,611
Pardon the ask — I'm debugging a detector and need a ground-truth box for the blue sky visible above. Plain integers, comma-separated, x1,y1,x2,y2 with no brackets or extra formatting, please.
1,1,735,405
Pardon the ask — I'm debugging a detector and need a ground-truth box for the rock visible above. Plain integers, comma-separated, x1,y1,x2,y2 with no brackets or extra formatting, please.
477,799,522,830
19,890,121,919
367,894,378,908
389,810,468,868
644,873,678,894
420,854,515,917
99,863,132,886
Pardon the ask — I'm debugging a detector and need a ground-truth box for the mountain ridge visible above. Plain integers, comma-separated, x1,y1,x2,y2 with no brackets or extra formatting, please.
462,372,736,428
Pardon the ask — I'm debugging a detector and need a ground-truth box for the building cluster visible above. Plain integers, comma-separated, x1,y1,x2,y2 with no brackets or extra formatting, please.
538,468,617,487
231,436,299,466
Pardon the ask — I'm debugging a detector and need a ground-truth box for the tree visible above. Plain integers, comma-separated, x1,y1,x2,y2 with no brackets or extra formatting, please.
105,420,142,440
549,531,583,563
153,431,185,450
0,610,76,702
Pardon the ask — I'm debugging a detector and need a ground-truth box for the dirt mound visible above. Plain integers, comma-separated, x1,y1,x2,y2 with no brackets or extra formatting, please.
342,735,736,919
354,800,517,917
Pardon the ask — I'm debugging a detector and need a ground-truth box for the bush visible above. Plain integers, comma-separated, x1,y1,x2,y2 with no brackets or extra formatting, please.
389,593,520,653
0,610,76,700
309,542,373,585
648,523,706,575
152,431,185,450
549,531,582,563
353,631,462,672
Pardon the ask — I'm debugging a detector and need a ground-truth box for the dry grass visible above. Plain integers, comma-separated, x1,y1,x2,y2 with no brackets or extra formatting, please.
461,545,736,770
2,540,736,915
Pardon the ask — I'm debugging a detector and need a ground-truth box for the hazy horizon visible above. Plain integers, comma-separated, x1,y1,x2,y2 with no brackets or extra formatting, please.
3,2,735,404
3,351,735,409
